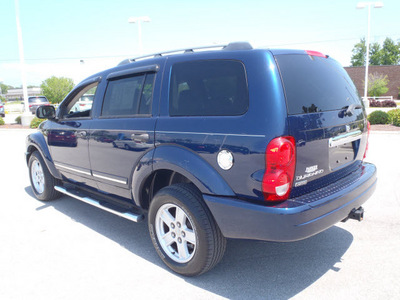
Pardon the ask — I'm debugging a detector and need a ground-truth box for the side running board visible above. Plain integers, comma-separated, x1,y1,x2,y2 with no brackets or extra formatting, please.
54,186,144,222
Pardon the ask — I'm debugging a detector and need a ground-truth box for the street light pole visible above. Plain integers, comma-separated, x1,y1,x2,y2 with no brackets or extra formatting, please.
356,2,384,102
15,0,29,113
365,4,371,101
128,16,151,55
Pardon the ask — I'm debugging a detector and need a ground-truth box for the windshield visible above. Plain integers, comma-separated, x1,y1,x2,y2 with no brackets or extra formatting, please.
275,54,361,115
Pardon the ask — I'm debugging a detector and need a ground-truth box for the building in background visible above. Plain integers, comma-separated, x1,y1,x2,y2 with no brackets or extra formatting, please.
345,65,400,100
5,87,42,101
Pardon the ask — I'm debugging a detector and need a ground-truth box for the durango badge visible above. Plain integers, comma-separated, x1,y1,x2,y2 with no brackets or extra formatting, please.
296,165,325,181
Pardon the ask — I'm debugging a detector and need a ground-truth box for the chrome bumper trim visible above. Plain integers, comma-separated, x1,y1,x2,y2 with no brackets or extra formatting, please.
329,130,362,148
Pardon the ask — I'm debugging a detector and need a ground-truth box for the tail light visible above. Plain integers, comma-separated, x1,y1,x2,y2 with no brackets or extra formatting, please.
262,136,296,202
363,121,371,160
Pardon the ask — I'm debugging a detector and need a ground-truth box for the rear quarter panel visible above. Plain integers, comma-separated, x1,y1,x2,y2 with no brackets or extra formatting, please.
156,50,288,201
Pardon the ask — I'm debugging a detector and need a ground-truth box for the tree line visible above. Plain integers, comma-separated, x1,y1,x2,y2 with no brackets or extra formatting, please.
351,37,400,66
0,77,75,104
2,38,399,104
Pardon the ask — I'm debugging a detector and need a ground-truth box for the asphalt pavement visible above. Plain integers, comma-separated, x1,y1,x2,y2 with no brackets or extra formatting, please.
0,129,399,300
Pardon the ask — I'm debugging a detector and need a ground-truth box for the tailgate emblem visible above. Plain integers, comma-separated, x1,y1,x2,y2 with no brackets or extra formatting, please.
297,166,324,181
305,165,318,173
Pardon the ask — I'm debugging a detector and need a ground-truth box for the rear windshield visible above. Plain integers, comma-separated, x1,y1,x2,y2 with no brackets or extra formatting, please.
29,97,48,103
275,54,361,115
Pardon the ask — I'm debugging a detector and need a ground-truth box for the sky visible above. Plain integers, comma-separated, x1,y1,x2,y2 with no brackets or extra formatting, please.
1,0,399,87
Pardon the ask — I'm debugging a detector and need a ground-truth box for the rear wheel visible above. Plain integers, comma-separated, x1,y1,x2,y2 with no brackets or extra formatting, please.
28,151,61,201
148,184,226,276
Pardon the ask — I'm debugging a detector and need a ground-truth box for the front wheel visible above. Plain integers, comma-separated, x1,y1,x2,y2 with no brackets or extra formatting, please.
28,151,61,201
148,184,226,276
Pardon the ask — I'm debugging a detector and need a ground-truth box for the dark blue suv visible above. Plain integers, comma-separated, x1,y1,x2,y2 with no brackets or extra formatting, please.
26,42,377,276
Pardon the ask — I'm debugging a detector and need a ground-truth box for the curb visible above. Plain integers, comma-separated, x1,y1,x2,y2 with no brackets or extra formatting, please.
370,131,400,134
0,128,35,131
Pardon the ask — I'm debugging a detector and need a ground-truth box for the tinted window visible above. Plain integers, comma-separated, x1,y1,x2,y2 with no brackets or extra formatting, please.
29,97,48,103
169,60,248,116
102,73,155,117
276,55,361,115
102,75,145,117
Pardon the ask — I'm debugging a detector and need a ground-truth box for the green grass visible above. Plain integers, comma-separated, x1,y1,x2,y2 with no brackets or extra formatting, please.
4,101,22,106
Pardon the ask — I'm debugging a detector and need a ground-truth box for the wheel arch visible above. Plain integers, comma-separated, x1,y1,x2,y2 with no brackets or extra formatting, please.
26,132,62,180
132,145,235,210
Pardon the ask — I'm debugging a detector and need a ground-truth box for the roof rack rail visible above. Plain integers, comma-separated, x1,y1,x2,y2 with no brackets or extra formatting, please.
117,42,253,66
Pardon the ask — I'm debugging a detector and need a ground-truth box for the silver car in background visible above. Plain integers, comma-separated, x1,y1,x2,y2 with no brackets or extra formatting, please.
28,96,50,114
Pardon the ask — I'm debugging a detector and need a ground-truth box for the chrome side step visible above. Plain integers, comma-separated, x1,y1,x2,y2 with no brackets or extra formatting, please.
54,186,144,222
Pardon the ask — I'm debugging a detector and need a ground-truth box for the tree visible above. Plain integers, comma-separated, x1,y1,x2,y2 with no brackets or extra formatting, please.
40,76,75,104
351,37,400,66
0,83,13,95
369,42,382,65
351,38,366,66
367,73,389,97
380,37,400,65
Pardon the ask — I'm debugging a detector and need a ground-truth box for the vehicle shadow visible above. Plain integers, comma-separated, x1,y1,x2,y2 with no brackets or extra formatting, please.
25,187,353,299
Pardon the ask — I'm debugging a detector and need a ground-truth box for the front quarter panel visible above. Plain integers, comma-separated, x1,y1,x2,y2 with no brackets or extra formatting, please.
26,123,61,179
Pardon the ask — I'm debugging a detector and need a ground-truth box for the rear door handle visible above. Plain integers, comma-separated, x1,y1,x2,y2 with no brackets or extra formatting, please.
131,133,149,142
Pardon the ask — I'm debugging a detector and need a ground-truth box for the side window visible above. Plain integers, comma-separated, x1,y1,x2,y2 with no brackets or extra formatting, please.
169,60,248,116
65,83,98,118
102,73,155,117
139,73,155,114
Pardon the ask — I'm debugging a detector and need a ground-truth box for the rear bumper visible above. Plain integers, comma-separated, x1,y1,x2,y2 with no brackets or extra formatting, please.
204,163,377,242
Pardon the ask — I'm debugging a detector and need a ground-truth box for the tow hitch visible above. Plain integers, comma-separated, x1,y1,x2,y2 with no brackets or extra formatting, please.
342,207,364,222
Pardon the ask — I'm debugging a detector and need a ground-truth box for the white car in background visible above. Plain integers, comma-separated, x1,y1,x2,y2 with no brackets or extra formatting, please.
70,94,94,113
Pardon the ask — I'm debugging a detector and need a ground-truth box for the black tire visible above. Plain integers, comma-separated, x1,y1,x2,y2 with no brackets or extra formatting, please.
148,183,226,276
28,151,61,201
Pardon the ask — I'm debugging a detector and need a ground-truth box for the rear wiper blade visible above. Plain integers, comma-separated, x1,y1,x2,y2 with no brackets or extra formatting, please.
343,104,363,117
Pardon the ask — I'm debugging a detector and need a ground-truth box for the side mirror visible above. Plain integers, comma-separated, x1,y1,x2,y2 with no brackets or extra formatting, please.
36,105,56,119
